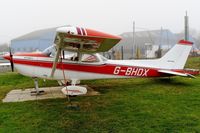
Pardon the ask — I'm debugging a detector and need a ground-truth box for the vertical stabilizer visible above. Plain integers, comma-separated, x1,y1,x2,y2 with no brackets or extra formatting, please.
158,40,193,69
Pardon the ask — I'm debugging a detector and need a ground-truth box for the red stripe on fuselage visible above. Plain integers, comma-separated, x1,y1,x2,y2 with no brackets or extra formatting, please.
15,52,48,57
12,58,165,77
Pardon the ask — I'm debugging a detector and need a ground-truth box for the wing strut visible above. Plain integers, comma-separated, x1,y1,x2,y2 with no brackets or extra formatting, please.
50,45,61,78
50,34,63,78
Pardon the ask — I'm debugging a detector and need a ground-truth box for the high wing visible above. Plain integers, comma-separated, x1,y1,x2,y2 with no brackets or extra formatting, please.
54,26,121,53
158,70,195,78
50,26,121,77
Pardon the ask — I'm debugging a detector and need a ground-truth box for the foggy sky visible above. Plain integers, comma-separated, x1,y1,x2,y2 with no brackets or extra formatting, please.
0,0,199,43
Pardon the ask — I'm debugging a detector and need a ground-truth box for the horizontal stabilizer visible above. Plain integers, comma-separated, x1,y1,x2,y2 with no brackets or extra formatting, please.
158,70,195,78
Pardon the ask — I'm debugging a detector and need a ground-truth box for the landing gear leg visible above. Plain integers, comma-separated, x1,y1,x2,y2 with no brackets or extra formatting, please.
31,78,45,96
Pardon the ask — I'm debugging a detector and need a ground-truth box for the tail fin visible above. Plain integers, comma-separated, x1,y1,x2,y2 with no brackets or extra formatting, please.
158,40,193,69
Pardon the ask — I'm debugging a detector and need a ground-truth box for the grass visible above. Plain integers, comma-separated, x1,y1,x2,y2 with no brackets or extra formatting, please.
185,57,200,69
0,57,199,133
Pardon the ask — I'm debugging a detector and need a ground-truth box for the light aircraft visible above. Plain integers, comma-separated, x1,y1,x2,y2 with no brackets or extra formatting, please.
2,26,197,96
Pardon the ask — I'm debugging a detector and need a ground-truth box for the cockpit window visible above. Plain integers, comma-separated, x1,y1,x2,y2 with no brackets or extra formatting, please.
42,46,102,63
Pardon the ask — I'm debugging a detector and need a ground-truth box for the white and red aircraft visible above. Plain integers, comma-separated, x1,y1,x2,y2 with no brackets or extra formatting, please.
2,26,197,95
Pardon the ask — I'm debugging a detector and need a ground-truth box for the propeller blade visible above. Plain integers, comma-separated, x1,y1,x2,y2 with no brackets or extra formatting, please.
10,57,14,72
9,47,14,72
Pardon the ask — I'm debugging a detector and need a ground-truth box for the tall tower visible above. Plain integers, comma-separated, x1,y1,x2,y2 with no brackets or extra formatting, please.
185,11,189,41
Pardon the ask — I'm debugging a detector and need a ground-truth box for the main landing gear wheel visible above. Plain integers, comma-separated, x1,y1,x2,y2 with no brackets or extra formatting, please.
62,85,87,110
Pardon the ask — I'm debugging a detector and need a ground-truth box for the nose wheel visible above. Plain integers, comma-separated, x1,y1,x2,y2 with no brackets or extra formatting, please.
31,78,45,96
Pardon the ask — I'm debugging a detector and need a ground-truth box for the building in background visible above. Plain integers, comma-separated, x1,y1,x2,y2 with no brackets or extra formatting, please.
112,29,199,59
11,27,57,53
112,29,176,59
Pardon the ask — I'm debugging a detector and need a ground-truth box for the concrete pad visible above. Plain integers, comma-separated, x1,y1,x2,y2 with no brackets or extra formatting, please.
8,89,22,94
2,86,100,103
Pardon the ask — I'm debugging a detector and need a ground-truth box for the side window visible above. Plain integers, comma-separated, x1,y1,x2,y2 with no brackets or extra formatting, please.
81,54,99,62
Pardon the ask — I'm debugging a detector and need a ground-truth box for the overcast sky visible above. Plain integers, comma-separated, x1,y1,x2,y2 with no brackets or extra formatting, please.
0,0,199,43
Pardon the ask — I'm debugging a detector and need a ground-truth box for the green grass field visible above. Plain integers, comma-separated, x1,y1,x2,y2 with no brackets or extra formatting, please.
185,57,200,69
0,57,199,133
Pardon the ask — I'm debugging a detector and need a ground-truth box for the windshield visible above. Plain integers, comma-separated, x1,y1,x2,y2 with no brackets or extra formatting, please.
42,45,56,57
99,54,108,61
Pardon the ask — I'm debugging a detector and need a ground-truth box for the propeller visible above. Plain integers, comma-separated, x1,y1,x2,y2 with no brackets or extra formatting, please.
9,47,14,72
